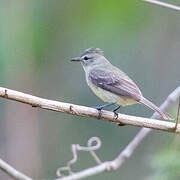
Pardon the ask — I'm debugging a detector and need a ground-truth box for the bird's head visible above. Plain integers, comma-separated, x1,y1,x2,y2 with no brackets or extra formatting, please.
71,48,109,70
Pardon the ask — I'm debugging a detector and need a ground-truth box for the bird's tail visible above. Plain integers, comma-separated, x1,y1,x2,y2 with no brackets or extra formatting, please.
140,97,173,120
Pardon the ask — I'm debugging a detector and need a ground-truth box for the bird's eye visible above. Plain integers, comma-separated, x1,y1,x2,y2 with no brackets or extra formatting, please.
84,56,89,60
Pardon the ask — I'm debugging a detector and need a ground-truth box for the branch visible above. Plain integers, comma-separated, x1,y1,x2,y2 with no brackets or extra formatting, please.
0,87,178,133
143,0,180,11
0,86,179,179
0,158,33,180
56,86,180,180
56,137,102,177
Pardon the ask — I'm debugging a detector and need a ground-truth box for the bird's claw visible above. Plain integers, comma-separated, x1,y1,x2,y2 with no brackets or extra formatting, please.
97,109,103,119
112,105,121,119
113,111,118,119
91,103,116,119
91,106,103,119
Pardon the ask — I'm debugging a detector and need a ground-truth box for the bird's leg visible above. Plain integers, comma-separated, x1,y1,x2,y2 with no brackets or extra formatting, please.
112,106,121,119
92,102,115,119
92,102,115,109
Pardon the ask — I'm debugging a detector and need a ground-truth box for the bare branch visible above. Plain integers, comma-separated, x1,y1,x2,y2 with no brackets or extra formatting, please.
56,86,179,180
0,158,33,180
175,98,180,129
143,0,180,11
56,137,102,177
0,86,179,180
0,87,178,133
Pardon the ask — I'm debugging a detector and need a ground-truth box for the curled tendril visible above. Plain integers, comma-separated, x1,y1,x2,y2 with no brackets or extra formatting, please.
56,137,102,177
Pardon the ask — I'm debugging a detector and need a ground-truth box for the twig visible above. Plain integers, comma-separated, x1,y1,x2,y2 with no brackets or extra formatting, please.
175,98,180,129
56,137,102,177
88,138,102,165
0,158,33,180
55,86,179,180
143,0,180,11
0,87,178,133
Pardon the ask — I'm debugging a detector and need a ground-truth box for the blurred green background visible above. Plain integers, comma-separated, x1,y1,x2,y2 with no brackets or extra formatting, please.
0,0,179,180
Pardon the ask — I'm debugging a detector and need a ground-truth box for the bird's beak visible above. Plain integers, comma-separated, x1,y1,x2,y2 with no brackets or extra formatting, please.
71,57,81,62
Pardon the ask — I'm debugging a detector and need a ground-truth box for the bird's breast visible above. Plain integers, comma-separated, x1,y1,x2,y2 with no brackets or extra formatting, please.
87,79,138,106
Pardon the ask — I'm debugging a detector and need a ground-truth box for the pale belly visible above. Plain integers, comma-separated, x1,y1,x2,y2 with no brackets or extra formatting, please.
88,81,138,106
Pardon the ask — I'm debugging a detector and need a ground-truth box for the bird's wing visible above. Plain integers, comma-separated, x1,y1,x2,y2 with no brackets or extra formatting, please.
89,69,142,101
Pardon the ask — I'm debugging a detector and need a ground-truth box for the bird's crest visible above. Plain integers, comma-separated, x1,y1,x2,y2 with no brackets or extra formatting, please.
81,48,104,56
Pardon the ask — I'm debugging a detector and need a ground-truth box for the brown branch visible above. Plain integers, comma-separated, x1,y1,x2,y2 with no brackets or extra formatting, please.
0,87,178,133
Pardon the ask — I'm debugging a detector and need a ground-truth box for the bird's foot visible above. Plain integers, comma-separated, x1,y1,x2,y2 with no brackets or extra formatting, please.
91,106,103,119
91,102,115,119
112,106,121,119
97,108,103,119
113,111,118,119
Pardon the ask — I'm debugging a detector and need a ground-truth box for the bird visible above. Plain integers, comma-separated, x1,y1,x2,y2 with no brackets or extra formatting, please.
71,48,172,120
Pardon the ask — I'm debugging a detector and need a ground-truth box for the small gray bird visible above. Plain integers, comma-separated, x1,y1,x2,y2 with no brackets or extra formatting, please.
71,48,172,120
